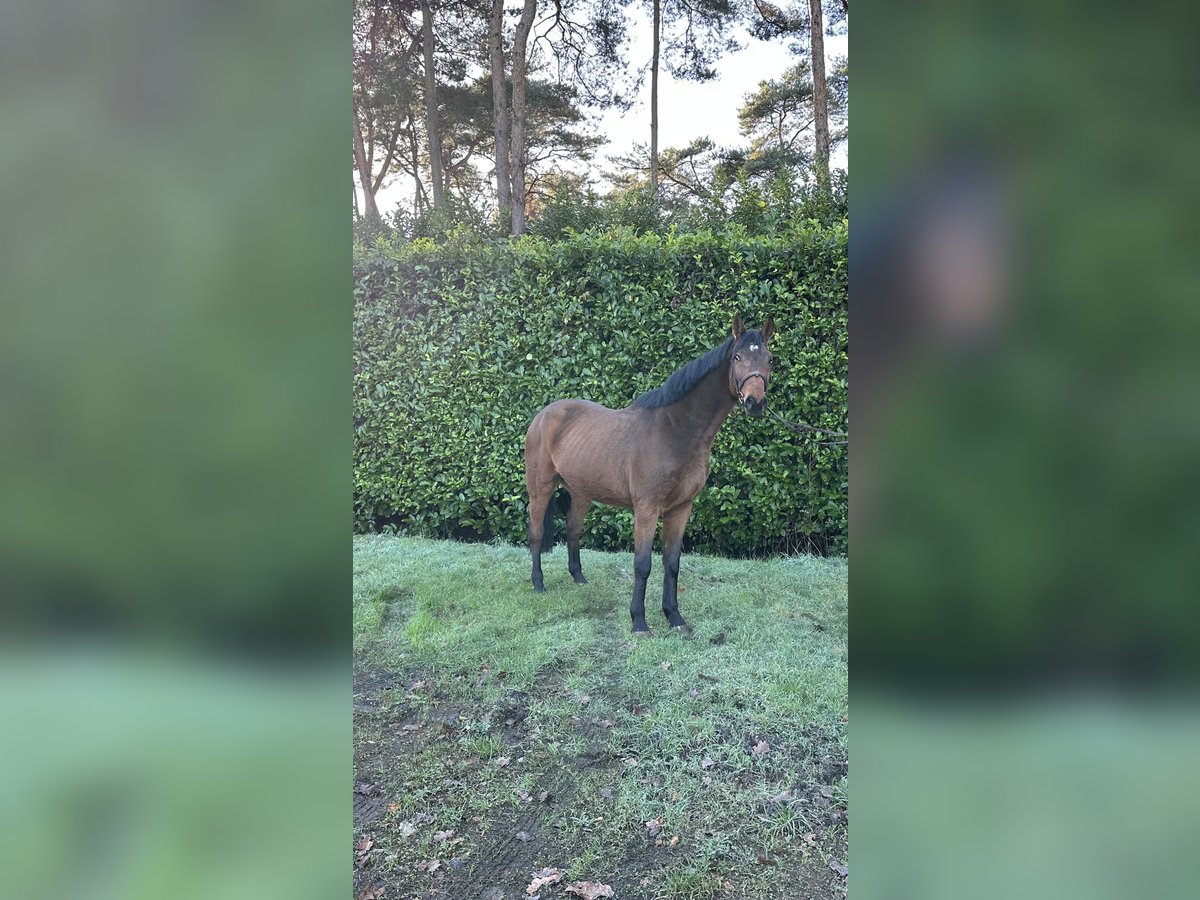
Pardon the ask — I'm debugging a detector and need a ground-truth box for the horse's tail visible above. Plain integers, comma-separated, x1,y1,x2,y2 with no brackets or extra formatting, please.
541,487,570,553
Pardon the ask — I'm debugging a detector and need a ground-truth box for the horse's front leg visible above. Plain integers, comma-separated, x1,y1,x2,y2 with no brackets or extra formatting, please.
629,506,658,634
660,502,694,633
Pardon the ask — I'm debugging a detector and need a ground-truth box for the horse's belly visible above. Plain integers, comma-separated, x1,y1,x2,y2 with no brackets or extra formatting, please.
558,464,633,509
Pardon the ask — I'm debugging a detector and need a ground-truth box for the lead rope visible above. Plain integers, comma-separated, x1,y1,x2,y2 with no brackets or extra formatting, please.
765,406,848,446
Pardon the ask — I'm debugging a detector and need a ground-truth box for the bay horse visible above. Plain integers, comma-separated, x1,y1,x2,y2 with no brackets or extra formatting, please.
524,314,775,634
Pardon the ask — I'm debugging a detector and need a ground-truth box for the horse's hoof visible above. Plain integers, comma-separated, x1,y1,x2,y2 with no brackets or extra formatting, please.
673,624,694,637
572,575,588,585
533,584,546,593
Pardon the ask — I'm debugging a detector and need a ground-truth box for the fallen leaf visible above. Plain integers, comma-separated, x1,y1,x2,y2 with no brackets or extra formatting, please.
397,821,416,837
538,791,552,803
355,838,373,853
356,887,383,900
515,790,533,802
401,724,422,732
515,830,532,842
526,867,564,895
645,816,664,838
801,832,816,846
579,693,591,705
660,661,672,671
687,687,699,699
414,811,434,825
700,757,716,769
417,859,441,873
751,740,771,757
669,835,680,847
450,857,465,869
433,829,455,843
496,756,512,767
564,881,614,899
598,788,612,799
830,860,848,878
410,680,427,691
354,782,376,796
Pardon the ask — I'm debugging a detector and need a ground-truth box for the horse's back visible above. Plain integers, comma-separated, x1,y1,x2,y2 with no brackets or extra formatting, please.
527,398,622,440
525,399,638,504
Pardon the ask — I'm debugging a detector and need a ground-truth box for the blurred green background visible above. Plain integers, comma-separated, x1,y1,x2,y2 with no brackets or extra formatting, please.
854,1,1200,897
0,2,347,898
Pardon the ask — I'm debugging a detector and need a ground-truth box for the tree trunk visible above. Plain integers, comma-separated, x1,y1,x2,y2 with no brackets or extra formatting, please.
407,114,428,214
650,0,661,196
807,0,830,186
509,0,537,235
352,108,381,223
420,0,446,212
489,0,513,224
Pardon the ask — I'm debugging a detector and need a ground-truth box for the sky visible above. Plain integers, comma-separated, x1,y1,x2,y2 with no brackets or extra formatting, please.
372,10,847,217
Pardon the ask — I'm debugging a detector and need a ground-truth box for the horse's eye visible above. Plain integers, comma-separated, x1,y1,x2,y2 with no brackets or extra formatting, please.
733,354,741,361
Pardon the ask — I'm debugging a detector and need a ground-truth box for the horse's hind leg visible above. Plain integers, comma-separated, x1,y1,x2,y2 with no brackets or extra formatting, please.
527,480,552,592
565,492,591,584
525,439,557,592
659,502,694,632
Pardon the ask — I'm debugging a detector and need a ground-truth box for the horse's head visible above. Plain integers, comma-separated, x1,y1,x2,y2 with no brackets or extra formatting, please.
729,314,775,418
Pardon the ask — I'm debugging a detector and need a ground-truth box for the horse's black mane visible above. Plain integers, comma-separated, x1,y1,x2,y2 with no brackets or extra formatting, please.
631,331,763,409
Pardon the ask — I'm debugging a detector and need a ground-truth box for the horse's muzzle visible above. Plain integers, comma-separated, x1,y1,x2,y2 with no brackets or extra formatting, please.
744,397,765,417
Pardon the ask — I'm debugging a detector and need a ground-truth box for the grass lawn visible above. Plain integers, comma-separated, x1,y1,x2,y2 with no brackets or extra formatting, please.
353,535,847,900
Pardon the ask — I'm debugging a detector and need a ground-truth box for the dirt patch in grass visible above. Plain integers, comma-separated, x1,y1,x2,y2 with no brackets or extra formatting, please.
353,662,846,900
353,536,847,900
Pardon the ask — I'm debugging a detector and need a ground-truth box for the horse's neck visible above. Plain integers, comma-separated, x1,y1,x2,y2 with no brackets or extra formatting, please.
663,365,735,450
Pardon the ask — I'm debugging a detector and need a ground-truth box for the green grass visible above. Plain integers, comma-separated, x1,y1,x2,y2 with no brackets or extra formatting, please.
353,534,847,899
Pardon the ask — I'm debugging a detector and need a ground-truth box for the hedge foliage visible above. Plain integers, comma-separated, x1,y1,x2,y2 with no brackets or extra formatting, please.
353,223,848,556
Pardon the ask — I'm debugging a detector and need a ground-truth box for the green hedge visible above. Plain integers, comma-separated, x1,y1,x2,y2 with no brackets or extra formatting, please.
353,224,847,556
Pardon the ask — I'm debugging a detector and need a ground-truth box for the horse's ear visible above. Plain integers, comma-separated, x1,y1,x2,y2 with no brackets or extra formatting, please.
762,317,775,342
732,314,745,339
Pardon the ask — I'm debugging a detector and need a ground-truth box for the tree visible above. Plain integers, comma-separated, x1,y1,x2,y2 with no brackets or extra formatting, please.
436,74,598,215
489,0,630,235
353,0,421,223
807,0,828,184
419,0,447,211
508,0,538,234
488,0,513,221
647,0,741,196
487,0,538,234
749,0,847,185
737,60,813,175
